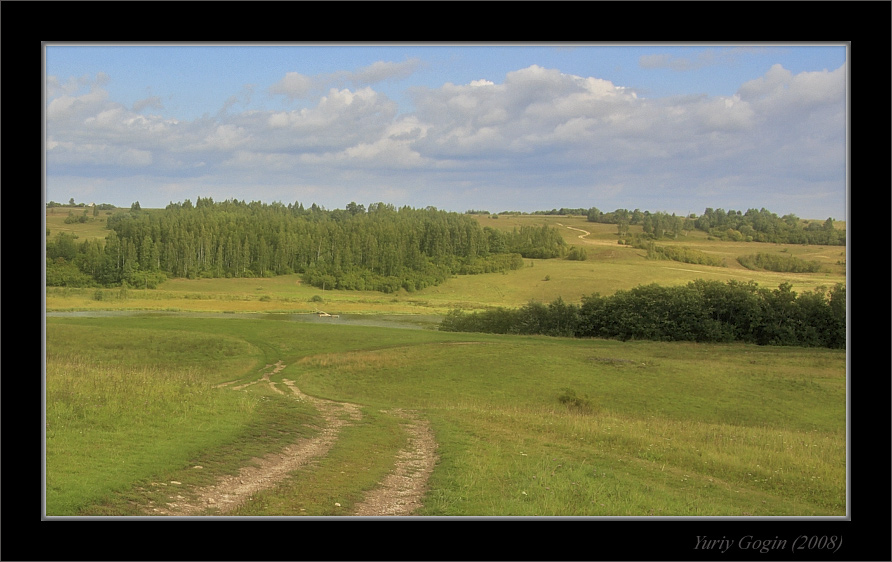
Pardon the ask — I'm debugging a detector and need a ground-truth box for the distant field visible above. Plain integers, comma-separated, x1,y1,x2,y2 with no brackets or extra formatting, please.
45,206,131,241
46,213,845,315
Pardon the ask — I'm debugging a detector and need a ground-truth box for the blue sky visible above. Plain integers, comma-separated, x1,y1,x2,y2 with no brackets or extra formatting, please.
45,43,848,219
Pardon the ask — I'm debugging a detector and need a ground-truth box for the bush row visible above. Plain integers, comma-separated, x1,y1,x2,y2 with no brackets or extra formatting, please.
439,280,846,349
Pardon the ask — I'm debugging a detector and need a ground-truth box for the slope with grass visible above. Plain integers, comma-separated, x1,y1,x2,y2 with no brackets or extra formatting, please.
45,316,845,517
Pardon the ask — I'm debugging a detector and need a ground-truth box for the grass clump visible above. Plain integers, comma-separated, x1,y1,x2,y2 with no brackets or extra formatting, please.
557,388,599,415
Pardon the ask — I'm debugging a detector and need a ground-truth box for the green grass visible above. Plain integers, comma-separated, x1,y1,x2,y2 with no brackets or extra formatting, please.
229,406,410,516
45,214,844,315
45,206,130,241
45,317,846,516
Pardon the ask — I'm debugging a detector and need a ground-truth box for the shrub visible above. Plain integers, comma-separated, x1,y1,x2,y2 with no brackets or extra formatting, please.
566,246,588,261
557,388,598,414
738,253,822,273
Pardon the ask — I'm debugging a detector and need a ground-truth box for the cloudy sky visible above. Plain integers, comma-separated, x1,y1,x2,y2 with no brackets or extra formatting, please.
44,43,847,219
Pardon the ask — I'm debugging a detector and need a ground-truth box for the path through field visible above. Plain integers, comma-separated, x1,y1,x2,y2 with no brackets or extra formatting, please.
351,409,438,516
557,223,618,247
146,361,437,516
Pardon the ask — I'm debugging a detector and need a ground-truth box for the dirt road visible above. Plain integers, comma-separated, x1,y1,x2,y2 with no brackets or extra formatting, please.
146,361,436,516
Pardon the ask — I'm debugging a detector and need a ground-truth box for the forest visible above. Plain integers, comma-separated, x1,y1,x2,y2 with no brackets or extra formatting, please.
45,199,567,291
439,280,846,349
583,206,844,246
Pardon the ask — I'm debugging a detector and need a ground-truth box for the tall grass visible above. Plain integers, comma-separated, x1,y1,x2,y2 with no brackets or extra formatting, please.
45,353,260,514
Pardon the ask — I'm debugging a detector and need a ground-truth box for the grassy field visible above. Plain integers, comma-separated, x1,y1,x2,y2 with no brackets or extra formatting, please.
45,206,130,240
44,210,847,518
45,213,845,315
45,316,846,517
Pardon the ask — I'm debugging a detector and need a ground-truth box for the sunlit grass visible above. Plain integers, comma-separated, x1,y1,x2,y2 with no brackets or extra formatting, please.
46,214,844,315
45,312,845,517
45,353,262,514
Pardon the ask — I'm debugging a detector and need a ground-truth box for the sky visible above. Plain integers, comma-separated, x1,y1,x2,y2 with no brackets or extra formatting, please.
44,43,848,220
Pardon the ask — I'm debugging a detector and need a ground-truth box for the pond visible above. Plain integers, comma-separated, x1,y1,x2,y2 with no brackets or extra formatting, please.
44,310,443,331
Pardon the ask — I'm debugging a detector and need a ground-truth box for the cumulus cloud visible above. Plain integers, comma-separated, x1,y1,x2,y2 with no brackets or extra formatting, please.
738,62,846,111
346,58,423,86
269,58,423,100
269,71,314,99
409,65,642,159
46,61,846,218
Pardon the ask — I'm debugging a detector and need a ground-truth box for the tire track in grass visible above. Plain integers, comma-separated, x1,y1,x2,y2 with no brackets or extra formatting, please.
351,409,439,516
146,362,361,516
149,360,439,516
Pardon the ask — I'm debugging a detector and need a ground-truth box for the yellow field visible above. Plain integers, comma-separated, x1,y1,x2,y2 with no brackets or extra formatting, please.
45,206,129,241
45,211,846,314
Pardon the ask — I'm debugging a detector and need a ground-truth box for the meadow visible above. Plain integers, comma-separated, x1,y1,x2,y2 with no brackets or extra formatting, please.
44,210,847,517
46,212,845,315
45,315,845,517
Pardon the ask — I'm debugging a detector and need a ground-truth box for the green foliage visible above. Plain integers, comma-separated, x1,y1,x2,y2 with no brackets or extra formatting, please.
52,200,563,292
64,212,89,224
441,280,846,349
738,253,822,273
455,253,525,275
505,224,567,258
583,205,845,246
46,258,96,287
557,387,599,414
636,240,725,267
565,246,588,261
698,208,844,245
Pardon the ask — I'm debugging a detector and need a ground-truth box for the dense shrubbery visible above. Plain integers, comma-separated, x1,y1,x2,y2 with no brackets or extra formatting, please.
626,237,726,267
738,253,822,273
565,246,588,261
503,224,567,258
455,253,526,275
440,280,846,349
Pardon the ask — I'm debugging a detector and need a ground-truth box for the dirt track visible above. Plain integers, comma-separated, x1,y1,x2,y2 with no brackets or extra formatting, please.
351,409,438,516
146,361,436,516
557,223,619,247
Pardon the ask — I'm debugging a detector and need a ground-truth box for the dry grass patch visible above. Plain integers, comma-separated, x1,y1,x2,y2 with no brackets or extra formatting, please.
298,350,409,373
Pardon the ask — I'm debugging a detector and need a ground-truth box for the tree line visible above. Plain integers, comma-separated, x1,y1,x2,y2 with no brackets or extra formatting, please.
584,206,844,246
478,205,846,246
45,198,570,291
439,280,846,349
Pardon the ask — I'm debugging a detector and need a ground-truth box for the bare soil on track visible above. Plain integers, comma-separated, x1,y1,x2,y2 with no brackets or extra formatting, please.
351,409,438,516
146,361,436,516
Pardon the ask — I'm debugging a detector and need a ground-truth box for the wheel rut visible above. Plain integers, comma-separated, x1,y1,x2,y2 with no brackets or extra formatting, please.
351,409,438,516
145,360,436,516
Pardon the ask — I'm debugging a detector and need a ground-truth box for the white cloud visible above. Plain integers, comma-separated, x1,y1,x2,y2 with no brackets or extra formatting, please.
269,58,423,101
46,139,153,167
46,61,846,218
347,58,423,85
191,124,251,151
269,71,314,99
